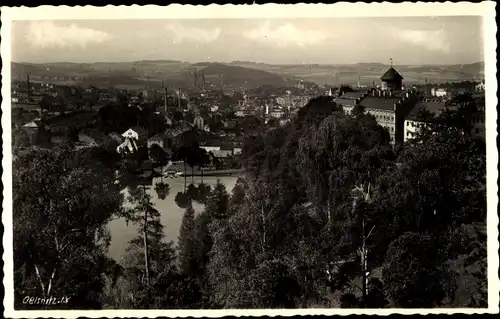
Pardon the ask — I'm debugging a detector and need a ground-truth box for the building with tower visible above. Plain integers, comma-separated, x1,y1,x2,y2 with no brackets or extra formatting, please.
380,67,404,91
334,63,418,146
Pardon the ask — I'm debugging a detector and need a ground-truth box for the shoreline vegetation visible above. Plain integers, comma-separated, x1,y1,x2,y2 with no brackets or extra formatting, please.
13,94,486,309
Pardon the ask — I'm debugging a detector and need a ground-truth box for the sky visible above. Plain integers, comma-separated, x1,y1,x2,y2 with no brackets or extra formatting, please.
11,16,484,65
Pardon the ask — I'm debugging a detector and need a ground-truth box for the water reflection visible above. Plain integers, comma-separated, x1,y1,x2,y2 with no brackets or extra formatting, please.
107,175,238,261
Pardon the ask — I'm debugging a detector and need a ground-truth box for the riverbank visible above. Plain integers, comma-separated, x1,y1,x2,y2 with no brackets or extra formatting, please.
184,168,244,177
155,165,244,177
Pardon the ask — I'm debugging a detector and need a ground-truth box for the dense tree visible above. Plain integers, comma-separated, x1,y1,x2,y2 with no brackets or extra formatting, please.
267,117,280,128
64,126,80,144
33,125,53,148
204,179,230,220
203,94,486,309
98,103,139,134
196,183,212,204
13,145,124,309
198,149,211,184
12,128,31,149
175,145,191,192
175,192,191,209
39,94,55,112
186,146,202,185
150,144,170,199
177,204,197,276
382,232,445,307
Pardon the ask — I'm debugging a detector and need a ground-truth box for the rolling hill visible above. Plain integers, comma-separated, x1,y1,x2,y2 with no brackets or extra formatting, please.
11,60,484,90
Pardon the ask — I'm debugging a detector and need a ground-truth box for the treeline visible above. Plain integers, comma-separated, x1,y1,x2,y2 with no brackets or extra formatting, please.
12,95,486,309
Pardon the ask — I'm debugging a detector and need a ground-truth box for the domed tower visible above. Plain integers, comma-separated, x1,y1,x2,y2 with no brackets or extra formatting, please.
380,59,404,91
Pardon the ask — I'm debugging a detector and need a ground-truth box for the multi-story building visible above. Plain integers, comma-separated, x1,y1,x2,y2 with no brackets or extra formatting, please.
270,108,286,119
403,100,445,143
335,66,417,145
403,99,485,142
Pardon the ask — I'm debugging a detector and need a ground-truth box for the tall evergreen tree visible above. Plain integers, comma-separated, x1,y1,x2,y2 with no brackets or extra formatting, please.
205,179,230,220
178,204,197,276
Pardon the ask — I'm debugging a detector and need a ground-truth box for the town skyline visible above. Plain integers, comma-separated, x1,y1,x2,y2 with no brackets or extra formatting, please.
12,16,484,65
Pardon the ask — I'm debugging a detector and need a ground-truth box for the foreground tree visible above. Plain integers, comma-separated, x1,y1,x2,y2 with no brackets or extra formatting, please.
177,204,197,276
150,143,170,200
13,145,123,309
382,232,445,307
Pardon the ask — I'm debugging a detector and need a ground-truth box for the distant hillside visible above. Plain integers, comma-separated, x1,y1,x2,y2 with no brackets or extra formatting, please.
11,60,484,89
160,62,292,90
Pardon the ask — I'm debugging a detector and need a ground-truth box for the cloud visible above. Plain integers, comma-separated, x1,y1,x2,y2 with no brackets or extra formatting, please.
392,28,451,53
26,21,111,48
165,23,221,44
242,21,329,48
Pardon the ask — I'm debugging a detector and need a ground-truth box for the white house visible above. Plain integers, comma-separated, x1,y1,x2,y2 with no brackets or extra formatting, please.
475,81,485,92
403,101,445,143
121,128,139,140
431,88,447,98
117,138,138,154
201,146,221,153
117,128,139,154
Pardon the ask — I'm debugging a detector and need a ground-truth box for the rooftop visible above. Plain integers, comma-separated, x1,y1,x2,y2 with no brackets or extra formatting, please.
335,98,358,107
359,96,401,112
341,91,367,100
406,100,447,121
148,135,164,142
380,67,404,81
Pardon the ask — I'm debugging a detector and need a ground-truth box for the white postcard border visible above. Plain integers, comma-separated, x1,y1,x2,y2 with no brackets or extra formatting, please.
2,2,498,317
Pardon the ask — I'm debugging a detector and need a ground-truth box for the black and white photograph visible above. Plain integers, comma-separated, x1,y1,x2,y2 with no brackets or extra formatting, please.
1,3,498,317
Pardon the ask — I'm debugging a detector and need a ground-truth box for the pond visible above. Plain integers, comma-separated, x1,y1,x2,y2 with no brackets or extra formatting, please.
107,175,238,261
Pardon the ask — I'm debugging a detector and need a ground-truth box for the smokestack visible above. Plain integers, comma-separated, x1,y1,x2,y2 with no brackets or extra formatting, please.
178,88,181,109
194,70,198,89
201,70,206,91
164,87,168,113
26,73,31,102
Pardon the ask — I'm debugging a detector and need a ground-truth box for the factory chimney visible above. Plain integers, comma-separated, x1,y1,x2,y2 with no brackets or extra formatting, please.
162,80,168,113
178,88,182,109
26,73,31,102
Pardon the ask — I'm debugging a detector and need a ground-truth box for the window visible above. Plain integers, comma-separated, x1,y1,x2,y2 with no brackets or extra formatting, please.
476,128,480,134
406,122,409,126
391,127,394,132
